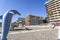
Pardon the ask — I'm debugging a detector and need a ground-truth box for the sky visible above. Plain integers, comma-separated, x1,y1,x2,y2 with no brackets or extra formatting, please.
0,0,49,22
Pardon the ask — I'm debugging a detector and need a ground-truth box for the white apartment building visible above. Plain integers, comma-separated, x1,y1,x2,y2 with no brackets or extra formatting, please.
45,0,60,23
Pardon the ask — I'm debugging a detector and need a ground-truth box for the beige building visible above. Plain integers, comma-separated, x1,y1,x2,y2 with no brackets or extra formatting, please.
25,14,43,25
45,0,60,23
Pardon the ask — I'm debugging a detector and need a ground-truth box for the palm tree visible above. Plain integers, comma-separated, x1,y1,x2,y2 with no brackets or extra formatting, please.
48,10,53,17
39,17,43,24
10,22,18,31
21,21,25,25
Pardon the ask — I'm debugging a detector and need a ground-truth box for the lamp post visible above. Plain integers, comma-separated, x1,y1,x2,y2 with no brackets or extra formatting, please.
0,10,20,40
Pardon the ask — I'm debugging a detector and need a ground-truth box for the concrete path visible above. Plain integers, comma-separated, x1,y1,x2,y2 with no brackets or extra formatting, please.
0,29,58,40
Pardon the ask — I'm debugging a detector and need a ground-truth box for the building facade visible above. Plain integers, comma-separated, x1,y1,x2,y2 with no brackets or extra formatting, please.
45,0,60,23
25,14,43,25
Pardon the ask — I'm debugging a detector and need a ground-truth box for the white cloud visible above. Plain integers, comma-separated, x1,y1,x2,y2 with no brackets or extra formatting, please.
45,0,52,4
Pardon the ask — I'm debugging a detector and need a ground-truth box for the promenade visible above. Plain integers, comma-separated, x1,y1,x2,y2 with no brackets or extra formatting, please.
0,25,58,40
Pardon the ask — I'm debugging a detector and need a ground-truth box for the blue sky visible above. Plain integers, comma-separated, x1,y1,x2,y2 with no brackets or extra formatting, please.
0,0,48,22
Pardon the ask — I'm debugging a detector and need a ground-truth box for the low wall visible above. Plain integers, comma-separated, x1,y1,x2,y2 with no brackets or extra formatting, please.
7,29,58,40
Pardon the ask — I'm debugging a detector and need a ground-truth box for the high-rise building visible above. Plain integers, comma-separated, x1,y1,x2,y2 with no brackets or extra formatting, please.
45,0,60,23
